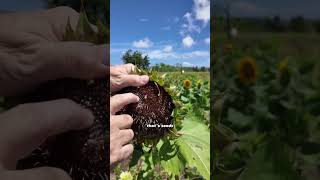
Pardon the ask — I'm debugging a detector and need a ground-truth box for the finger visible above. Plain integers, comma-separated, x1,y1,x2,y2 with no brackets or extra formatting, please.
120,144,134,162
38,42,109,80
0,42,109,97
119,74,149,89
119,129,134,145
110,93,139,115
0,99,94,166
111,114,133,129
18,99,94,135
116,63,136,74
0,167,71,180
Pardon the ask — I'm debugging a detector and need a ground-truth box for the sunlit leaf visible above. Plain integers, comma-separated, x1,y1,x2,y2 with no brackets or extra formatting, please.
175,114,210,179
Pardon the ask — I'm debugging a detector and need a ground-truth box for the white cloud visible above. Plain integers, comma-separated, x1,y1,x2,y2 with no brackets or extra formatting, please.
161,26,171,31
204,37,210,44
182,61,195,67
182,35,195,48
181,12,201,35
139,18,149,22
193,0,210,25
145,49,209,60
179,0,210,36
181,50,209,58
110,48,126,53
163,45,173,53
146,50,177,60
132,38,153,48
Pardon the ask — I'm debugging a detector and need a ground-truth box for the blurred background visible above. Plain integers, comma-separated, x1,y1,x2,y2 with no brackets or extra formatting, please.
212,0,320,180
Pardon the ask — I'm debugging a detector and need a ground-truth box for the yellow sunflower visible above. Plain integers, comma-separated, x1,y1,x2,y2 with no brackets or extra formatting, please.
183,79,192,89
278,57,291,86
278,57,289,73
238,56,258,84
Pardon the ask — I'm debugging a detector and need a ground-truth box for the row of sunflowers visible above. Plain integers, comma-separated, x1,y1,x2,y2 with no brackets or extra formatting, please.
213,39,320,180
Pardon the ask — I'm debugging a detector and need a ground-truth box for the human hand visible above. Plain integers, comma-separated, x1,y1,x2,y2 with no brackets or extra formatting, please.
0,99,94,180
109,93,139,167
110,64,149,92
0,7,108,96
0,6,109,179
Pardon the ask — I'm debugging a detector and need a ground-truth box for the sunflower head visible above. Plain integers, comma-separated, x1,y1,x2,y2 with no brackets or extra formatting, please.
278,57,289,73
278,57,291,86
117,69,182,144
237,56,258,84
183,79,192,89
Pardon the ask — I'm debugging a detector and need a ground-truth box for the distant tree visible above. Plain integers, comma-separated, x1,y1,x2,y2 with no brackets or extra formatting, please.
289,16,306,32
314,20,320,33
176,63,183,74
153,64,160,71
192,66,199,72
267,16,286,32
200,66,206,72
265,18,274,31
122,50,150,70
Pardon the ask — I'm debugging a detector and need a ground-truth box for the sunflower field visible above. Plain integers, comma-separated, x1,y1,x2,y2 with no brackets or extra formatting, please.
212,33,320,180
114,71,211,180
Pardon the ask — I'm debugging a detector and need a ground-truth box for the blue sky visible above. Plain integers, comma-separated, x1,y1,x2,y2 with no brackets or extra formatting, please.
111,0,210,67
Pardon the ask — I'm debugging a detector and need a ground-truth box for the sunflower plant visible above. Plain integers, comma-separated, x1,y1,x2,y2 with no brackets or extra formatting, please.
114,68,210,180
213,36,320,180
63,5,210,180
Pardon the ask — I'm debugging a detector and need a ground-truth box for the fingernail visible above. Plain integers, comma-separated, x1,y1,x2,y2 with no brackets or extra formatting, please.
140,75,149,84
125,149,133,158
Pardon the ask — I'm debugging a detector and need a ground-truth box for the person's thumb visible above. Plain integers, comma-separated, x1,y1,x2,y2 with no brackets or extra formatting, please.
0,167,72,180
0,99,94,169
110,93,140,115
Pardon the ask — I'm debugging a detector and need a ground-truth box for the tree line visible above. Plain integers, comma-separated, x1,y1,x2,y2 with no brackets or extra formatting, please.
215,16,320,33
122,50,209,72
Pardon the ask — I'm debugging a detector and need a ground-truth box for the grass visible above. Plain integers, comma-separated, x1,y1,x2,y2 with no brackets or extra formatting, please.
215,32,320,62
163,71,210,82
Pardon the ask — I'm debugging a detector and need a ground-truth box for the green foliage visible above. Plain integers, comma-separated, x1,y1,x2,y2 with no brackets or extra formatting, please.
175,113,211,179
213,15,319,33
152,63,209,72
62,1,109,44
45,0,109,26
238,143,299,180
213,32,320,180
116,71,210,179
122,50,150,70
289,16,307,33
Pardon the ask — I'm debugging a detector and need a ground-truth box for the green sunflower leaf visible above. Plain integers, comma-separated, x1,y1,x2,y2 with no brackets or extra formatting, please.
75,10,95,42
158,139,185,177
63,17,75,41
175,114,210,179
